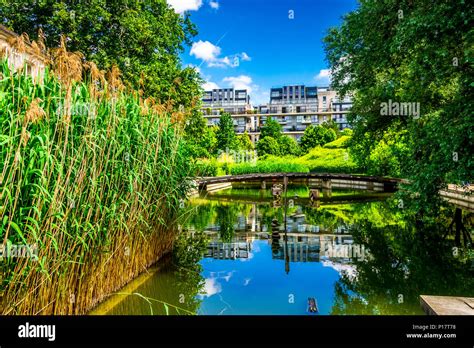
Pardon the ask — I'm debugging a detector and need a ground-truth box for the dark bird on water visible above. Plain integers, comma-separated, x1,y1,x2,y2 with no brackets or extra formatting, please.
308,297,318,313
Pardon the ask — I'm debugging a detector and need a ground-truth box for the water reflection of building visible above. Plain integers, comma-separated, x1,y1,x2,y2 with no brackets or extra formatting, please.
232,204,351,235
206,240,252,260
272,234,321,262
271,233,366,263
195,202,368,264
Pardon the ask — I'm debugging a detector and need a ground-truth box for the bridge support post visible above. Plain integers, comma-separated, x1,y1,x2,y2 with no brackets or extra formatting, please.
309,189,320,202
367,181,374,191
322,179,332,198
261,180,266,190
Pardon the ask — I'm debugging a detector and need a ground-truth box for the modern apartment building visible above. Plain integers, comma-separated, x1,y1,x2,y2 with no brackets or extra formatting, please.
331,95,352,129
202,88,253,133
258,85,340,140
202,84,352,142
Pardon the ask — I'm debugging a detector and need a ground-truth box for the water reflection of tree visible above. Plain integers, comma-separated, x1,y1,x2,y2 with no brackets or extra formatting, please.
216,205,240,242
187,203,216,231
332,209,474,315
172,230,209,314
256,204,284,232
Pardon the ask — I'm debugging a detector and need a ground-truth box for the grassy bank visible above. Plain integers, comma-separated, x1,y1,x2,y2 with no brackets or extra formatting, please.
227,137,360,175
0,59,192,314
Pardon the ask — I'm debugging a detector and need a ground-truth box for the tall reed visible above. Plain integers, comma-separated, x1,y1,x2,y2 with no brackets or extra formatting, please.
0,53,194,314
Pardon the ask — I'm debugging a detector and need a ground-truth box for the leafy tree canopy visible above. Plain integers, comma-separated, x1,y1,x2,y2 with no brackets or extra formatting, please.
237,130,254,151
0,0,202,108
300,125,336,153
324,0,473,213
216,113,238,151
256,136,280,157
184,111,217,158
279,135,301,156
260,117,283,140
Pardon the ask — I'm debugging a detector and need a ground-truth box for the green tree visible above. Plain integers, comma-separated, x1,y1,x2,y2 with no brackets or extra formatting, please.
260,118,282,140
279,135,300,156
216,113,238,151
0,0,202,108
237,130,254,151
300,125,336,153
256,136,280,157
216,205,238,243
324,0,473,213
321,119,340,136
204,126,218,156
184,111,215,158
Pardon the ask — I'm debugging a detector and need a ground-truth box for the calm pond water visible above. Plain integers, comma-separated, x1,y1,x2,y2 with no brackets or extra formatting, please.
100,187,474,315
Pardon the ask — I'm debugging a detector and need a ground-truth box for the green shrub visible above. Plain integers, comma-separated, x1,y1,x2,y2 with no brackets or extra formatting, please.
341,128,353,136
279,135,301,156
300,125,337,153
323,135,351,149
256,136,280,156
194,159,218,177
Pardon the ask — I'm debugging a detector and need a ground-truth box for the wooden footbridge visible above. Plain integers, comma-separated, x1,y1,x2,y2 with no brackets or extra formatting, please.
194,172,473,210
197,172,402,192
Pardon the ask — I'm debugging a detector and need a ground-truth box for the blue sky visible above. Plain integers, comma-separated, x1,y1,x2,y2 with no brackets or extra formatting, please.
167,0,358,104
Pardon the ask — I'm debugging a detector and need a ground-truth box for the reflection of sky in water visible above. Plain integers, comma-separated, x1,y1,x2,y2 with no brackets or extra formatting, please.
197,240,342,315
99,188,474,316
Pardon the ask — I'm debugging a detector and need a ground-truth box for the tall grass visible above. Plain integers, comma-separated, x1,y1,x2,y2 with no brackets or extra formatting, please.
0,57,193,314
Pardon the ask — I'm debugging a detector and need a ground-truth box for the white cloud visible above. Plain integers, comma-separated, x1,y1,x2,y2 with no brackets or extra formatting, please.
314,69,332,86
222,75,253,93
208,56,232,68
201,278,222,298
190,40,221,62
190,41,251,68
240,52,251,61
203,81,219,90
222,271,234,282
209,0,219,9
167,0,203,13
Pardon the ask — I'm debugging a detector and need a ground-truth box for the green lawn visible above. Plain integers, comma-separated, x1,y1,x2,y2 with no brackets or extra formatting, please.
229,136,361,175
